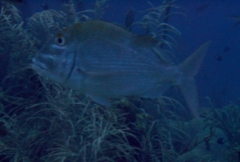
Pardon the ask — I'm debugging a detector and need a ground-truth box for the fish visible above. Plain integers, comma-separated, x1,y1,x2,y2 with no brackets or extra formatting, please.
223,46,230,53
216,55,222,62
32,20,211,118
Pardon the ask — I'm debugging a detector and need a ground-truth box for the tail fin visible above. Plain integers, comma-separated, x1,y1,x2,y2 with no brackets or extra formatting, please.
177,41,211,118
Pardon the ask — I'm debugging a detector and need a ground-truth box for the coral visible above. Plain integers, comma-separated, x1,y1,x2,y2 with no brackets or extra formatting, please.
204,100,240,162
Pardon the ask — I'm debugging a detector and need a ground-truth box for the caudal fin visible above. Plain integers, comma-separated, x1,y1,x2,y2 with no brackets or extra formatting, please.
177,41,211,118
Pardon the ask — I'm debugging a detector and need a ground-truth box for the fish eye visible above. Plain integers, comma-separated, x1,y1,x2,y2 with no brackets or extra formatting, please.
55,33,66,46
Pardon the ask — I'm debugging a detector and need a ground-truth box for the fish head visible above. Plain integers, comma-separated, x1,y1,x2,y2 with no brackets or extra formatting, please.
32,31,76,85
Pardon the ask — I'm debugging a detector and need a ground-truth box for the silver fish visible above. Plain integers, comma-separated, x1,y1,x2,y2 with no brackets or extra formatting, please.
32,20,211,117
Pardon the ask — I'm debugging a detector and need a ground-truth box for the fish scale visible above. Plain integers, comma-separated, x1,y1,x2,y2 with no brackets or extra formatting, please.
32,20,211,118
77,37,163,73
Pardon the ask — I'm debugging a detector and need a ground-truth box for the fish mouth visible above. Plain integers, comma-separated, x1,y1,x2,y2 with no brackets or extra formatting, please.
31,57,47,71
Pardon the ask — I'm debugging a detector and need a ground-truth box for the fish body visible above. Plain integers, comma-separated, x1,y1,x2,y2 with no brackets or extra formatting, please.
32,20,210,117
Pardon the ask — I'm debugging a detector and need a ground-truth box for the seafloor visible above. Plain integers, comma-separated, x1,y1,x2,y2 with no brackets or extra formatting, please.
0,1,239,162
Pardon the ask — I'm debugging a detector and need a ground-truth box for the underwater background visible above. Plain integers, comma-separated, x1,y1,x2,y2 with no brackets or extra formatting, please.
0,0,240,161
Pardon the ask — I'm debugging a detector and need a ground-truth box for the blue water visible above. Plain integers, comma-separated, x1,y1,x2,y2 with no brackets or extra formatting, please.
1,1,240,161
14,0,240,108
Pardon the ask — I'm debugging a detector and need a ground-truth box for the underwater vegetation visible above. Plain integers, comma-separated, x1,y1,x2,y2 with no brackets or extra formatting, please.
137,0,182,53
27,2,79,49
0,4,35,76
0,0,240,162
204,99,240,161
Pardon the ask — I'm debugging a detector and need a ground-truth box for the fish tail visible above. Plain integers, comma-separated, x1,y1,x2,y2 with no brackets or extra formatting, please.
177,41,211,118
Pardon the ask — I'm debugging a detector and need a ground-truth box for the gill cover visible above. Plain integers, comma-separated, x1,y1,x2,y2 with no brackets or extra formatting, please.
32,31,76,85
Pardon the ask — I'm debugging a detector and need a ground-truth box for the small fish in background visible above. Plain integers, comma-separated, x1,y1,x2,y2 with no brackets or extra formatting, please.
41,3,49,10
196,3,210,13
124,9,135,31
215,55,222,62
215,46,230,62
223,46,230,53
32,20,211,118
0,0,23,5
